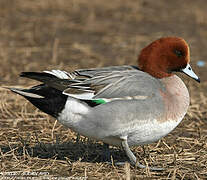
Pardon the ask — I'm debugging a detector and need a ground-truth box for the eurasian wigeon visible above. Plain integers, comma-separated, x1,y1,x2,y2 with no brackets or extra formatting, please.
9,37,200,170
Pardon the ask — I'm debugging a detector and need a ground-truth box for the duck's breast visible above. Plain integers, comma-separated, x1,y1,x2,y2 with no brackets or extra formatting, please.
127,75,190,146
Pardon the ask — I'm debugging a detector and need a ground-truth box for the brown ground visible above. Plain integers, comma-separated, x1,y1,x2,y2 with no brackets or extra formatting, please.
0,0,207,179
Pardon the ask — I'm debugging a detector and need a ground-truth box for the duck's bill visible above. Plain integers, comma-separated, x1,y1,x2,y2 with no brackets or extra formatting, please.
181,64,200,83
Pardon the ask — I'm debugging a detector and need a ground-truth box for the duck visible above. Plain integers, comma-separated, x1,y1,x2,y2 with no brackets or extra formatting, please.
9,37,200,170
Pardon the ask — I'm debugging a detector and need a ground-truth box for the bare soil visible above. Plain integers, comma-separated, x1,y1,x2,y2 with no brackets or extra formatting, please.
0,0,207,179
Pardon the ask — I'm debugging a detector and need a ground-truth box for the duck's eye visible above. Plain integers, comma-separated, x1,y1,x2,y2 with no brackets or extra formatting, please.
174,50,184,57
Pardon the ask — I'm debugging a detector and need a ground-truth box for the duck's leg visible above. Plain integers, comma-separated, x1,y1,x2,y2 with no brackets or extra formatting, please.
121,139,145,168
121,138,164,171
102,143,111,162
75,133,80,143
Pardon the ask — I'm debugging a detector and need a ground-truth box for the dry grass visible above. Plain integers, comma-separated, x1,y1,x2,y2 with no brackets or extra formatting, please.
0,0,207,179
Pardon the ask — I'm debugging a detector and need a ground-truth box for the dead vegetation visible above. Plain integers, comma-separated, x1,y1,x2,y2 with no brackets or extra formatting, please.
0,0,207,179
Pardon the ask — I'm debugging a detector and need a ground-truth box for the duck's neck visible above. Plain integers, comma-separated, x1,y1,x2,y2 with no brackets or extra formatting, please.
159,75,190,122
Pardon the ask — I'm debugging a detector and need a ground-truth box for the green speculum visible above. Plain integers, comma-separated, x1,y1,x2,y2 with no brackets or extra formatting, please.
91,99,107,105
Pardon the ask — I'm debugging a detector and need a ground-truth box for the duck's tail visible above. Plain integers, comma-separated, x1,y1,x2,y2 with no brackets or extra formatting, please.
8,84,67,118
